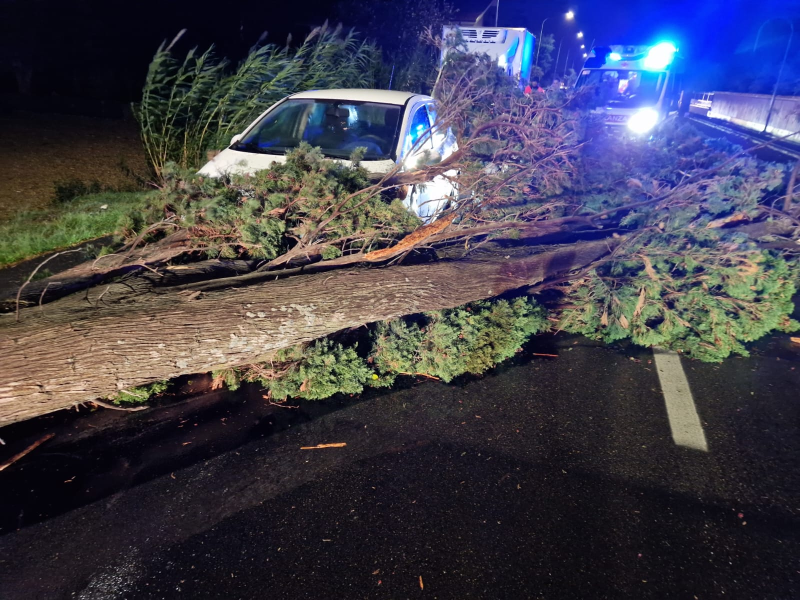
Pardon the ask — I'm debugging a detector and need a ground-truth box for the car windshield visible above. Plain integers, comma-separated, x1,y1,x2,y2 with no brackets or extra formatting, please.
232,99,403,160
576,69,665,108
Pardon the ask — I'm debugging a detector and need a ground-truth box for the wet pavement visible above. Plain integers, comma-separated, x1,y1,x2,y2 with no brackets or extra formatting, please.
0,332,798,599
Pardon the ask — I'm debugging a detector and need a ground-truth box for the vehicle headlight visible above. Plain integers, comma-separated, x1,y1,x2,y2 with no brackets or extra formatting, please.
626,108,660,134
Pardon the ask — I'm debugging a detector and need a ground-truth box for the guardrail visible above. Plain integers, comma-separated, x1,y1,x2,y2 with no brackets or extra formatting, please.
705,91,800,143
689,93,713,116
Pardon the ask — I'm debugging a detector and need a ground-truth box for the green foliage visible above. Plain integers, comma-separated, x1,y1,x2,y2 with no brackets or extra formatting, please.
531,34,555,81
112,380,170,406
563,68,578,88
557,247,798,362
321,246,343,260
371,298,550,383
553,119,798,362
257,339,372,401
135,145,420,261
210,297,549,400
136,24,381,177
211,368,241,391
334,0,454,93
52,178,103,204
433,49,584,212
0,191,150,267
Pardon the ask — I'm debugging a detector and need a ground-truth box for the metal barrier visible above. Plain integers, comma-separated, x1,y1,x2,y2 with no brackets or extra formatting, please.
689,92,713,116
706,91,800,143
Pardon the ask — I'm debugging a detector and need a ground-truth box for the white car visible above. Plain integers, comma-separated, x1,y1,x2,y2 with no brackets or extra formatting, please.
199,89,457,221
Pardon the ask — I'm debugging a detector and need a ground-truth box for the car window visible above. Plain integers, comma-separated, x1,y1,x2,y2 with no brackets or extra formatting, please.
246,101,310,150
402,105,433,157
426,104,438,129
234,99,402,160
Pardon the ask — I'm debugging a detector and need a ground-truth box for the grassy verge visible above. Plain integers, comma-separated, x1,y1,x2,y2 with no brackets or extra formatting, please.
0,191,150,267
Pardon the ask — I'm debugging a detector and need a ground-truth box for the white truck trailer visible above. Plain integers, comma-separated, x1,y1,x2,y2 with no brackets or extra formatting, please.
441,26,536,88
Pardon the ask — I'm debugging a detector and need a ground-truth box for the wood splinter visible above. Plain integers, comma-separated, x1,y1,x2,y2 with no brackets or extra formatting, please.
300,443,347,450
0,433,55,472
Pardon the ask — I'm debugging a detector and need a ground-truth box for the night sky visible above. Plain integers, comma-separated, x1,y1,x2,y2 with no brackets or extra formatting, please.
0,0,797,102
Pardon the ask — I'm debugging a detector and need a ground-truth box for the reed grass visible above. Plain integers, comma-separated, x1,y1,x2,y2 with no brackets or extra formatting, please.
136,23,381,177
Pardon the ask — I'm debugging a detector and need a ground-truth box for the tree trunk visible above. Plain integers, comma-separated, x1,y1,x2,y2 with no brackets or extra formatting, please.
0,239,617,425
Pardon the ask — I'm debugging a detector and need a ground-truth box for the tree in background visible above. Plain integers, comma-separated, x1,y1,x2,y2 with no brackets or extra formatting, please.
333,0,455,92
530,33,554,83
563,67,578,88
710,26,800,96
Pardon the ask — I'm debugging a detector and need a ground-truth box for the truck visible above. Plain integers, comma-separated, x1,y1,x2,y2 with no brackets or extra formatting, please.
441,26,536,88
575,42,684,134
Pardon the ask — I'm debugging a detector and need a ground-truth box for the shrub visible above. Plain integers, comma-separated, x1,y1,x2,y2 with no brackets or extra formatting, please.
371,297,550,383
133,145,420,261
52,179,103,204
112,381,170,406
136,23,381,177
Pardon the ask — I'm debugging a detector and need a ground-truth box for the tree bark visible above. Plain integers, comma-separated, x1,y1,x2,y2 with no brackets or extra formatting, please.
1,230,197,310
0,238,618,426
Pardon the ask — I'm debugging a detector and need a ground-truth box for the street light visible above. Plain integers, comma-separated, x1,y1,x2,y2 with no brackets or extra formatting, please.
557,32,584,73
536,11,576,67
753,17,795,133
583,53,588,58
580,44,585,49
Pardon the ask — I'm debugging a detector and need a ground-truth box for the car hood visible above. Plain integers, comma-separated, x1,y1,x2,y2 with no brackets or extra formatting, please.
198,148,397,178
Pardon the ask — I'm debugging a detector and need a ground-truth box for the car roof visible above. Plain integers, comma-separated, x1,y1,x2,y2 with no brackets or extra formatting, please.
289,89,431,105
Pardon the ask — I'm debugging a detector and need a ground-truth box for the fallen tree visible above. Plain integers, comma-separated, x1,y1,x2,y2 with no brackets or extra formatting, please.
0,238,618,425
1,48,799,426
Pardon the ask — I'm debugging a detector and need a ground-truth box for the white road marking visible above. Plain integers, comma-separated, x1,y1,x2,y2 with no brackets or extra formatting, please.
652,348,709,452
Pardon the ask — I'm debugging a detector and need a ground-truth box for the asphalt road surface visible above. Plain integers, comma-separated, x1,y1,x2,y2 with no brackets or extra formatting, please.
0,331,798,600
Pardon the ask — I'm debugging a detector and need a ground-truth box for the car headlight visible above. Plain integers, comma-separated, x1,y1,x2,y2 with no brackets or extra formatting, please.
627,108,660,134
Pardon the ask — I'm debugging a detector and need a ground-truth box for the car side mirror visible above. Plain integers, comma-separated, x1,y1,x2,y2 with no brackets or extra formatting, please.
230,133,243,146
404,149,442,171
424,150,443,166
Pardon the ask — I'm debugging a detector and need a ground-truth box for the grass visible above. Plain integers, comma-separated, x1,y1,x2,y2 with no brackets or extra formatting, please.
0,191,150,267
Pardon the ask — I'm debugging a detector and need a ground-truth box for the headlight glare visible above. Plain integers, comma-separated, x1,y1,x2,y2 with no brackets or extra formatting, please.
627,108,660,134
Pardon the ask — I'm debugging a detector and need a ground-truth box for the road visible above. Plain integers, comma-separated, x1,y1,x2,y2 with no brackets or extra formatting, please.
1,116,799,599
0,330,798,599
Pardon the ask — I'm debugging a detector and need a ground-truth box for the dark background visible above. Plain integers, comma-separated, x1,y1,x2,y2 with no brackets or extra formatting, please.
0,0,797,107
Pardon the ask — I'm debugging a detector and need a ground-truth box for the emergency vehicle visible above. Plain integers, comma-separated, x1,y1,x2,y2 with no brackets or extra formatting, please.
575,42,684,133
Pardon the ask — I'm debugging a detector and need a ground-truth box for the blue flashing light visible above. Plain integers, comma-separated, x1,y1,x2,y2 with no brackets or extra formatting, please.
609,52,622,61
644,42,677,71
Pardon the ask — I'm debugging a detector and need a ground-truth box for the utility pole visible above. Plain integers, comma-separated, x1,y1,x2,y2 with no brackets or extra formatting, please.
754,18,794,133
536,17,551,67
536,11,574,68
554,38,564,79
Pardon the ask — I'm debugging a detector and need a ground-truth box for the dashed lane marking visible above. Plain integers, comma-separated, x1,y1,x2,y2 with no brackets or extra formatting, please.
653,348,709,452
